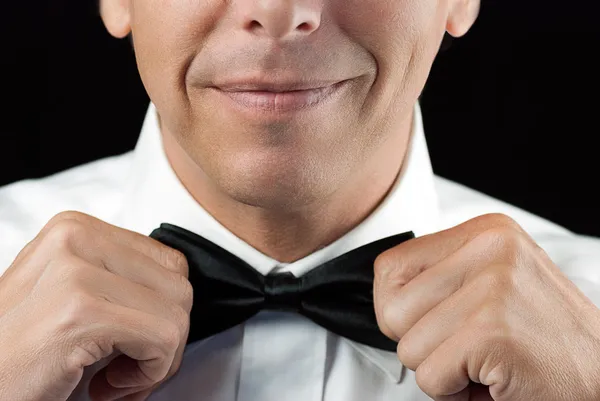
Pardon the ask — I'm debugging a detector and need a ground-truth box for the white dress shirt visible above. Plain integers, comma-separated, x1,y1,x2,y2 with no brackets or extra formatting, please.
1,103,599,401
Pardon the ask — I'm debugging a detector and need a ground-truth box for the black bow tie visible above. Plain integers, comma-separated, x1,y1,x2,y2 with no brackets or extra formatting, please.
150,223,414,352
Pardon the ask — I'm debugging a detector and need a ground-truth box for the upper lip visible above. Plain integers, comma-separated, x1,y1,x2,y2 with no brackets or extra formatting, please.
213,79,344,93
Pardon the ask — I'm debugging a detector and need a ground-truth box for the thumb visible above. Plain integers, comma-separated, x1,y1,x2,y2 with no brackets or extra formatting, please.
89,355,153,401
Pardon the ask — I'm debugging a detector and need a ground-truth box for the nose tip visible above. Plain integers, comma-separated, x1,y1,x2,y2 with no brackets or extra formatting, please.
244,1,322,40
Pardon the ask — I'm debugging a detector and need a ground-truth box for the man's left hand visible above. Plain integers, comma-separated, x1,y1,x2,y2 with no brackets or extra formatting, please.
374,213,600,401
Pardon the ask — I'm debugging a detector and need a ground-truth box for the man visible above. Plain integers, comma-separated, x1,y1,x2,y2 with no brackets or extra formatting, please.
1,0,599,400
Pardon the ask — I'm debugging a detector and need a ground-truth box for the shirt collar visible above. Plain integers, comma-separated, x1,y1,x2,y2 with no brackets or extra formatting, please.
116,101,441,383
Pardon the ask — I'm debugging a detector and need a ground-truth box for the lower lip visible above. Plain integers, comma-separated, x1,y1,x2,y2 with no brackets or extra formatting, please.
213,81,347,115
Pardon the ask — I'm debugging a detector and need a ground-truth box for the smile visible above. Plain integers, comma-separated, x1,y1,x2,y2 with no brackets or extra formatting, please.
211,80,349,115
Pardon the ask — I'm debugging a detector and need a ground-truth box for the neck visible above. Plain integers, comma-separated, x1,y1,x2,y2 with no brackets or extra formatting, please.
162,115,413,263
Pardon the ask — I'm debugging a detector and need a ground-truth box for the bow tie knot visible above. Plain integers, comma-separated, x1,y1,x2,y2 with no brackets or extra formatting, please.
264,272,302,312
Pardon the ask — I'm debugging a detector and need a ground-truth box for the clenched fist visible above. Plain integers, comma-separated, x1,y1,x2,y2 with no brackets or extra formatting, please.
0,211,193,401
374,213,600,401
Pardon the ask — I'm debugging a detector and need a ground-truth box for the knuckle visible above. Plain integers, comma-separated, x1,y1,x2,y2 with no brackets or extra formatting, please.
374,250,402,281
164,248,189,275
177,275,194,312
477,335,519,367
165,272,194,311
529,240,551,263
158,320,182,352
475,216,546,269
374,251,393,277
157,343,187,383
380,300,406,339
55,290,99,332
477,213,522,232
477,264,518,295
474,226,527,264
381,301,395,329
478,226,519,247
375,251,425,291
45,219,88,251
470,301,511,335
171,304,191,336
415,363,442,398
45,255,87,285
396,337,418,371
165,363,183,383
48,211,88,225
67,338,114,370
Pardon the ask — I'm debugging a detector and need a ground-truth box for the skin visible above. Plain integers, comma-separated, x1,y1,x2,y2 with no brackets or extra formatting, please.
99,0,479,262
374,213,600,400
1,1,599,401
0,212,192,401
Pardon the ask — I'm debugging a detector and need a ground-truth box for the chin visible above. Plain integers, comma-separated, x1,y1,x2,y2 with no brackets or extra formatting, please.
214,154,337,211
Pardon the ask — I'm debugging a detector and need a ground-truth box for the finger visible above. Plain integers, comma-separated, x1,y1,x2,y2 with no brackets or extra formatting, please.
90,350,182,401
378,229,509,341
396,274,490,370
88,369,147,401
87,250,193,381
41,211,189,277
375,213,526,289
103,332,187,390
90,352,180,401
415,328,508,401
432,384,492,401
78,261,190,391
415,333,473,399
36,219,193,311
104,355,159,390
69,256,191,328
78,303,181,389
102,351,181,401
75,240,192,311
2,213,190,316
373,214,522,338
375,214,529,340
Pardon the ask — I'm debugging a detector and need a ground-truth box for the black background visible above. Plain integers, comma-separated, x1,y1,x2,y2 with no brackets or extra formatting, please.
1,0,599,236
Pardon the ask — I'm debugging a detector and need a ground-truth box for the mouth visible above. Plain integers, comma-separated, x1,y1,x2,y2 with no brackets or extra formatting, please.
210,79,350,114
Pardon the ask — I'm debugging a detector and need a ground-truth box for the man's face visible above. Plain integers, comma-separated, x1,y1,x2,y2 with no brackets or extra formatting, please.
101,0,478,209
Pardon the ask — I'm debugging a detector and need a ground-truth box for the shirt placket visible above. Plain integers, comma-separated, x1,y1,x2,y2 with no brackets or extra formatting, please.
237,311,327,401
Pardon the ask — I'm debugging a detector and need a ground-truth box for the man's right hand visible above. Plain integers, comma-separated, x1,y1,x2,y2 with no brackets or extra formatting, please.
0,211,193,401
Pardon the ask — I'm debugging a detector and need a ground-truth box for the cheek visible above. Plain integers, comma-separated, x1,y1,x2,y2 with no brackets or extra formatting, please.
129,1,223,123
333,0,446,111
333,0,444,55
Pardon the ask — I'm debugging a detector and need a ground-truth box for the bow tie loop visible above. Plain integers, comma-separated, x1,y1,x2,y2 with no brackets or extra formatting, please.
263,272,302,312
